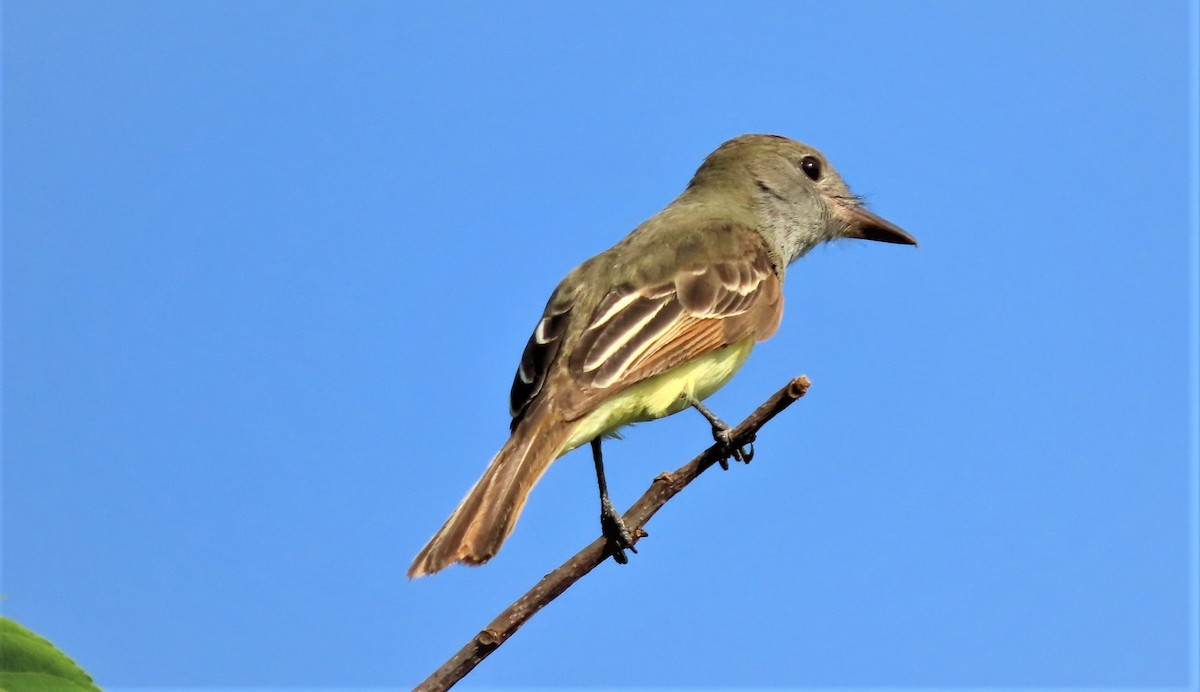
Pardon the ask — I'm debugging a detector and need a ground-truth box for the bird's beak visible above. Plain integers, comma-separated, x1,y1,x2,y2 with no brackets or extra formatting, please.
841,205,918,247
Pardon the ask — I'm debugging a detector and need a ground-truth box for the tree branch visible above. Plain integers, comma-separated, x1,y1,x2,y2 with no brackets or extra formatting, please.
415,375,812,691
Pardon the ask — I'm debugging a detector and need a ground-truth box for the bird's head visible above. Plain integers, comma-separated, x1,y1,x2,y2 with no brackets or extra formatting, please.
688,134,916,267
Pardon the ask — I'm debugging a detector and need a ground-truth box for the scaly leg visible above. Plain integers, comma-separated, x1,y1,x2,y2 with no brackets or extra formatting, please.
591,438,637,564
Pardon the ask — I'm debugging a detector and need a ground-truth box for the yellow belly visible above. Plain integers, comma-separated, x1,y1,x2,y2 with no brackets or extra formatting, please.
561,336,755,454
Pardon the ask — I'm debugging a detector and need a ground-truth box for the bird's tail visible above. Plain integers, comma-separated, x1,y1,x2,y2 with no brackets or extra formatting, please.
408,409,574,578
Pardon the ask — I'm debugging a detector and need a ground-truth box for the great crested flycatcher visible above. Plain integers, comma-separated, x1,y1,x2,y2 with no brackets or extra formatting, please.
409,134,916,578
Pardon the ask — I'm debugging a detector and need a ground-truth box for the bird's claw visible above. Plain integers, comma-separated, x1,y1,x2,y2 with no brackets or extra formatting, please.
600,497,637,564
712,424,754,469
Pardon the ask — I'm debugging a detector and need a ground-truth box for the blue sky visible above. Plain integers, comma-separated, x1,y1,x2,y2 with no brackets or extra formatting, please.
2,1,1197,689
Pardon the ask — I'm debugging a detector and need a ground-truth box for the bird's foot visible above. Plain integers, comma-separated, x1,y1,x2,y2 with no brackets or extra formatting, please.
690,398,754,469
710,421,755,470
600,496,637,564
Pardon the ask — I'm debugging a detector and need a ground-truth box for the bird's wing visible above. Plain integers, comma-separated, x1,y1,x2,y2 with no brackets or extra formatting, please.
508,221,782,425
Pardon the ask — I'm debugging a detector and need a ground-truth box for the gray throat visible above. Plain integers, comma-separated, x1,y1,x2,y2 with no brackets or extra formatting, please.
755,192,836,275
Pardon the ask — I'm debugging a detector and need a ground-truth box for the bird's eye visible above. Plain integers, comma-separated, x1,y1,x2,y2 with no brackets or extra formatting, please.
800,156,822,181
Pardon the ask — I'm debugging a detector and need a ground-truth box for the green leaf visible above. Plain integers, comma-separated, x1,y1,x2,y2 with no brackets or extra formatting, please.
0,617,102,692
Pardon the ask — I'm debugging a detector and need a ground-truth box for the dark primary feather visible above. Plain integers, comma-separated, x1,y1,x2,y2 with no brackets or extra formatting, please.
510,299,571,428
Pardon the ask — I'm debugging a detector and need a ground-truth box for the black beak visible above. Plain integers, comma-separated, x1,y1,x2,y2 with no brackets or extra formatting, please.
843,205,918,246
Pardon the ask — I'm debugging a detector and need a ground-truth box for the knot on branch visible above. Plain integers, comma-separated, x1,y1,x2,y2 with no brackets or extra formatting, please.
476,629,501,648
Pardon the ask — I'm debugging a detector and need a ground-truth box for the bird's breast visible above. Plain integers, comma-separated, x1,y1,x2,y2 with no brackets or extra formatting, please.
560,336,756,455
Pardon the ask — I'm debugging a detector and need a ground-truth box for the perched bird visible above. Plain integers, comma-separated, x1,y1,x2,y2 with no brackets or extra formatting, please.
409,134,916,578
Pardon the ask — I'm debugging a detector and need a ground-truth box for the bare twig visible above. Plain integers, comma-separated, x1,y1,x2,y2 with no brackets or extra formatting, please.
415,375,812,691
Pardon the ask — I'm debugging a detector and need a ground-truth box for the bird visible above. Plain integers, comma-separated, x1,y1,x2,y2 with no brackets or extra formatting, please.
408,134,916,578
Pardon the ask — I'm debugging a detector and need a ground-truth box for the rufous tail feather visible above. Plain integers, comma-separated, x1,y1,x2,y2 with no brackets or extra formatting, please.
407,409,573,578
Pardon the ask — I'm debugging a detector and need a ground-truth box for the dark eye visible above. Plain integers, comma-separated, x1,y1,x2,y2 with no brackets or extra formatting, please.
800,155,822,181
